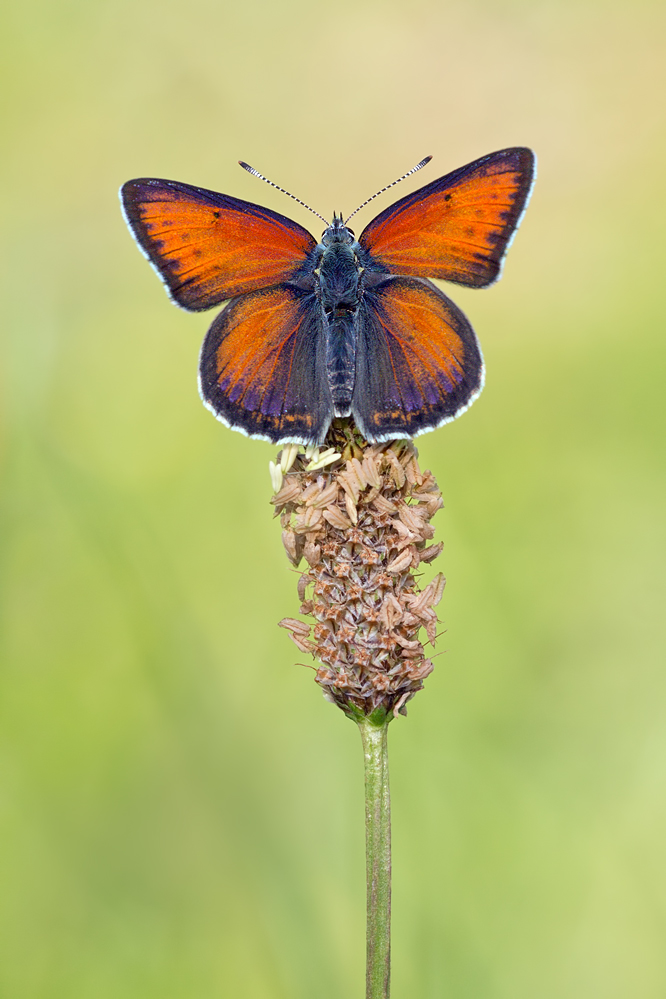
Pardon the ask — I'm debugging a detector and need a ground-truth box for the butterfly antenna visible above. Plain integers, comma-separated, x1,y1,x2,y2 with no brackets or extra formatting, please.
239,161,330,227
344,155,433,225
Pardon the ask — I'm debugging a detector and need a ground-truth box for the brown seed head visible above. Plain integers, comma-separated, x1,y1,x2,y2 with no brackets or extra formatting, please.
273,423,445,722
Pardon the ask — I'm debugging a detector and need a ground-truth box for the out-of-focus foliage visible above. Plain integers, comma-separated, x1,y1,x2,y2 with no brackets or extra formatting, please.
1,0,664,995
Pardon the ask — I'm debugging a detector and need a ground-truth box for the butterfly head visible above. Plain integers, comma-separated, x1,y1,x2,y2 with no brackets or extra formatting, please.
321,212,355,247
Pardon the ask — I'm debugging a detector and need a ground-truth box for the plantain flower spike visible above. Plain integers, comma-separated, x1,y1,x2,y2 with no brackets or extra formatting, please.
272,421,446,722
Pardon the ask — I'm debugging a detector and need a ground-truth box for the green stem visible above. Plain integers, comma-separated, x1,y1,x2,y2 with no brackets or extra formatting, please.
358,715,392,999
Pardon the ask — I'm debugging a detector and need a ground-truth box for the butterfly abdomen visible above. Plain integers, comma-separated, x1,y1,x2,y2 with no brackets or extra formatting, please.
325,309,357,415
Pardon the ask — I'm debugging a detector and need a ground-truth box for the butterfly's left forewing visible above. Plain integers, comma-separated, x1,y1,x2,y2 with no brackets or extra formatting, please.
352,277,484,441
121,179,317,310
359,147,535,288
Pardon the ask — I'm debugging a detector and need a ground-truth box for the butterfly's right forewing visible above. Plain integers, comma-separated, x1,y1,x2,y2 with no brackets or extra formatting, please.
359,148,535,288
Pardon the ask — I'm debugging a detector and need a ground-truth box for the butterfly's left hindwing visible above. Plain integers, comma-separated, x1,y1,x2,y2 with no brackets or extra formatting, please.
199,283,333,445
352,277,484,442
121,179,317,310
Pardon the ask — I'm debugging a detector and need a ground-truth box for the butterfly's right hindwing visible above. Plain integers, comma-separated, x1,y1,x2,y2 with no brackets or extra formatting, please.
351,277,484,441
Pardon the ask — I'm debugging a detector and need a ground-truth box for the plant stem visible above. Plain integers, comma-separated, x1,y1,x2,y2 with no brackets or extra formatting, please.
358,715,391,999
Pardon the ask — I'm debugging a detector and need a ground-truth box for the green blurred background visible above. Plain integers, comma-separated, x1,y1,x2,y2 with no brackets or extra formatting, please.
1,0,665,995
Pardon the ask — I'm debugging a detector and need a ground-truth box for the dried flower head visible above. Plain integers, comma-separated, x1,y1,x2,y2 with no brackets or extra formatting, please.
273,421,446,722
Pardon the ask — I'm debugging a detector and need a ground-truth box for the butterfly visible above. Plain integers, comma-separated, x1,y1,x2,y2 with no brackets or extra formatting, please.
120,147,535,445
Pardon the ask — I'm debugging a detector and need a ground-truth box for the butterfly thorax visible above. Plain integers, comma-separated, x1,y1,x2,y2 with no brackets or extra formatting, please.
315,215,364,415
317,217,361,312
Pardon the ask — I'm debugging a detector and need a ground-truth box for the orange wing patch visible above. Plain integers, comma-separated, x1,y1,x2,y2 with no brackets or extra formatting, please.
121,179,317,311
359,148,535,288
352,277,484,441
199,284,332,445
